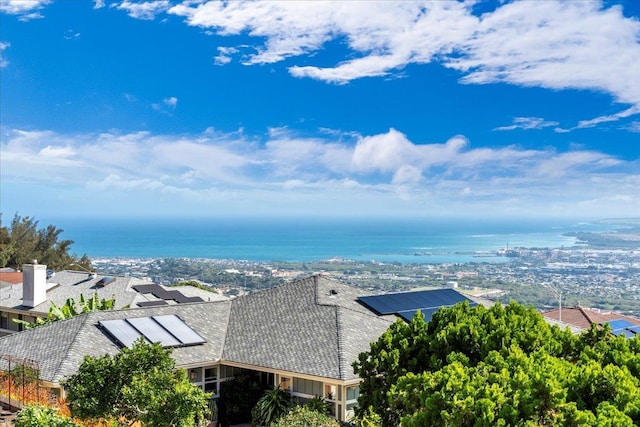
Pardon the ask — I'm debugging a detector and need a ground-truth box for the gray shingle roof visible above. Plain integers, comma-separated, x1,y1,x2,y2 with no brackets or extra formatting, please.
0,300,231,383
0,276,395,384
222,276,395,380
0,270,226,313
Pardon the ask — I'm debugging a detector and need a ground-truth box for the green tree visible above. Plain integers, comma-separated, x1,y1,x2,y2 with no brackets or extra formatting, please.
251,386,292,426
354,301,640,427
271,406,340,427
15,404,80,427
0,213,91,271
62,339,211,426
13,292,116,329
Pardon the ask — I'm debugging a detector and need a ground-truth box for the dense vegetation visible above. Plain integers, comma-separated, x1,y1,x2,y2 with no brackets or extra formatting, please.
0,214,91,271
15,404,80,427
354,302,640,427
62,340,211,426
13,293,116,329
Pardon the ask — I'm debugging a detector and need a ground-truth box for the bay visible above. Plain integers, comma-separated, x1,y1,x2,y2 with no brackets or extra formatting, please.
47,217,611,264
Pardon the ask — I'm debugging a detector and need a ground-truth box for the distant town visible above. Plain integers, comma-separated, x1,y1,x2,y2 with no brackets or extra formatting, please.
91,224,640,317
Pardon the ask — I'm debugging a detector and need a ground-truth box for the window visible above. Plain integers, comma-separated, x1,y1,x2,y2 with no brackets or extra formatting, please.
0,311,7,330
204,367,218,394
346,385,359,410
280,377,291,390
189,368,202,383
293,378,322,397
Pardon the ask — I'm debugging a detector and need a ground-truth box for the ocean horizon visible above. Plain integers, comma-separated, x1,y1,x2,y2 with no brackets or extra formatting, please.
47,217,617,264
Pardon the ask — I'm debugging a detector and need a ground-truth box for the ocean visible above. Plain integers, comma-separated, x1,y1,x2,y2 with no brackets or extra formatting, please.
49,217,613,264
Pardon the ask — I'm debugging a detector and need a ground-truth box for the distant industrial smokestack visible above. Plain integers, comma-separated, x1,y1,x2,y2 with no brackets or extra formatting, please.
23,262,47,308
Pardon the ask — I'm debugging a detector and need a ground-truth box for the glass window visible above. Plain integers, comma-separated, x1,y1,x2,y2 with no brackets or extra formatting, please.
205,367,217,381
346,386,360,401
189,368,202,383
280,377,291,390
324,384,336,400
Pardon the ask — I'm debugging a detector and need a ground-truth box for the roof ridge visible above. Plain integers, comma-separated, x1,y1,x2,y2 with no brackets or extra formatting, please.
220,298,235,360
335,306,348,380
578,305,596,324
53,313,92,382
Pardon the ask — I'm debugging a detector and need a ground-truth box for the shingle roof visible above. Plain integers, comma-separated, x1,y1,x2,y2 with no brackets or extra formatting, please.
0,270,226,313
222,276,395,380
0,300,231,383
0,276,396,384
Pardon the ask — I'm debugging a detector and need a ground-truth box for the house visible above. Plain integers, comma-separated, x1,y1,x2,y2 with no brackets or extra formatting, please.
0,272,478,421
0,262,226,336
542,306,640,337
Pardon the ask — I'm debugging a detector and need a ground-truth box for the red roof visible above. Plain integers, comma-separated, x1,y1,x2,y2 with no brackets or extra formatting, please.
0,271,23,285
543,306,640,330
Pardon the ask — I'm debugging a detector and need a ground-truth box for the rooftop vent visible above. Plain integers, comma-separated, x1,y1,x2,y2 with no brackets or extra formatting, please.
330,289,338,296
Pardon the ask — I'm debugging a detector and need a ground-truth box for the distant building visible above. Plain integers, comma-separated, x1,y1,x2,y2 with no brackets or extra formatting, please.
0,262,226,336
0,275,478,421
542,306,640,336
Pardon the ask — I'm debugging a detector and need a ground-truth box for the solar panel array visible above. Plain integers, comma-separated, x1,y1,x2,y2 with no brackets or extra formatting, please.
132,284,204,304
602,319,640,338
99,314,206,349
358,288,477,322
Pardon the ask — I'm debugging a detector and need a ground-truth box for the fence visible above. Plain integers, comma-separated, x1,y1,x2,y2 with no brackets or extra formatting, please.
0,353,60,411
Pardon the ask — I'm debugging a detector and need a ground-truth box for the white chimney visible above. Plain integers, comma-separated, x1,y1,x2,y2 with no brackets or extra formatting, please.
23,262,47,308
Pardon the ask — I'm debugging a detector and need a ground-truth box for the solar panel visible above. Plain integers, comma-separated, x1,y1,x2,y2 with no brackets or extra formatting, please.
628,326,640,334
100,319,149,348
96,276,116,287
127,317,181,347
607,319,635,330
153,314,206,345
397,307,442,322
619,329,636,338
137,301,168,307
358,288,476,320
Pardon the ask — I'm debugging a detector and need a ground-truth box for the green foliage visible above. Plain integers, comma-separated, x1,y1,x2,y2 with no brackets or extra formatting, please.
15,404,80,427
3,364,39,384
62,339,210,426
0,213,91,270
13,293,116,329
218,374,265,425
171,280,215,292
349,406,382,427
271,406,340,427
354,301,640,427
304,395,332,415
251,386,292,426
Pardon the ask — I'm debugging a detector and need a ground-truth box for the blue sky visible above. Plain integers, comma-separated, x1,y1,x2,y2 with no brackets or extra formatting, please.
1,0,639,220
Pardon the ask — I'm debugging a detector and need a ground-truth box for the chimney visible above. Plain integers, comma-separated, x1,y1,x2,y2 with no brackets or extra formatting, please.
23,261,47,308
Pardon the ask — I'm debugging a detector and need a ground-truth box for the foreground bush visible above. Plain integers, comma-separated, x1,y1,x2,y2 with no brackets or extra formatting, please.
271,406,340,427
15,404,80,427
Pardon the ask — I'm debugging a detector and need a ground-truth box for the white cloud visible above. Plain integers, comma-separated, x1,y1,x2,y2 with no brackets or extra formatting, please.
0,42,9,67
94,0,105,9
214,46,238,65
164,0,640,125
494,117,560,131
115,0,170,20
574,106,640,129
2,127,636,218
163,96,178,109
0,0,50,19
623,121,640,133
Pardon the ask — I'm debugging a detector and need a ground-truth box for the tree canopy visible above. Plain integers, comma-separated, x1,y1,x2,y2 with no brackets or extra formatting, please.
353,301,640,427
0,213,91,271
62,339,211,427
